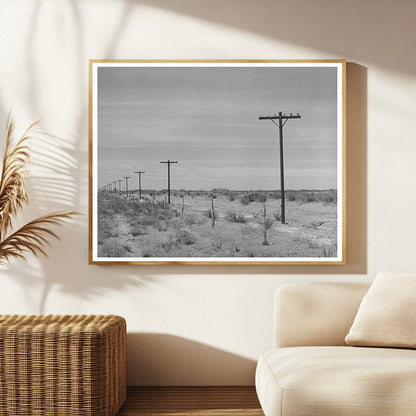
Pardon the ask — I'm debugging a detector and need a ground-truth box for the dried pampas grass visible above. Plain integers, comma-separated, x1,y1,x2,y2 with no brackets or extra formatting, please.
0,116,78,264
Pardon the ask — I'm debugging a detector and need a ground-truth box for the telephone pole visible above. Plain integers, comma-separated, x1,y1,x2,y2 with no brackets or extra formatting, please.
134,171,146,199
117,179,123,193
160,160,178,204
123,176,130,199
259,112,301,224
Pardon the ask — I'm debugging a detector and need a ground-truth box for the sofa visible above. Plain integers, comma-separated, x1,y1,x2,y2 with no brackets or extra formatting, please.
255,279,416,416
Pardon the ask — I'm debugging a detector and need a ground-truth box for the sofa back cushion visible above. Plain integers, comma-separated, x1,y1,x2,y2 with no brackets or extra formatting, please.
345,272,416,348
274,282,370,348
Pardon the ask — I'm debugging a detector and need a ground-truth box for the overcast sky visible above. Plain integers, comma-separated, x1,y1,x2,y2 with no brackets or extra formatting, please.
97,64,338,191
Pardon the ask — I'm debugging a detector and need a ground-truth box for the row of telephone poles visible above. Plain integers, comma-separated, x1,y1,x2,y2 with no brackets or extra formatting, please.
100,110,301,221
100,160,178,204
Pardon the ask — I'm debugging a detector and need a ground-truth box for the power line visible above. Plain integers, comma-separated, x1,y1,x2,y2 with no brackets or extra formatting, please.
123,176,130,198
160,160,178,204
283,95,333,114
134,170,146,199
259,112,301,224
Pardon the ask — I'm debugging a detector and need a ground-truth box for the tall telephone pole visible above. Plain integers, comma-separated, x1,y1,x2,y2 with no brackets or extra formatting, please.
160,160,178,204
123,176,130,199
259,112,301,224
134,171,146,199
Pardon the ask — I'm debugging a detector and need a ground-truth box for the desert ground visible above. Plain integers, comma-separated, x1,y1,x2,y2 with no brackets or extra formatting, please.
97,189,337,259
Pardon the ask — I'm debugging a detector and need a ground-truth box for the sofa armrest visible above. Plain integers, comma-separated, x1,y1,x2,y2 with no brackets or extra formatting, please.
274,282,370,348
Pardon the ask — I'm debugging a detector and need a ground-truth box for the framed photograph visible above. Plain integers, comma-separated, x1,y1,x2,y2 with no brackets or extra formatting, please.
89,60,345,265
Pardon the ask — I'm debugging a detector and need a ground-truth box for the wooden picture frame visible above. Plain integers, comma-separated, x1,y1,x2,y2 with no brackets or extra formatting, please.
89,60,346,265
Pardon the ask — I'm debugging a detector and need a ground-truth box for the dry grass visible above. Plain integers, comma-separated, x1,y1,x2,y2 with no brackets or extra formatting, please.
0,117,78,263
97,190,337,259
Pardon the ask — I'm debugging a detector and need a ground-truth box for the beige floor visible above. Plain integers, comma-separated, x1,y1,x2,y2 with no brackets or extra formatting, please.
117,386,263,416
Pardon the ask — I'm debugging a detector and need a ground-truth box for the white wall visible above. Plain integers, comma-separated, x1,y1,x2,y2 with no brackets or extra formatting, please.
0,0,415,385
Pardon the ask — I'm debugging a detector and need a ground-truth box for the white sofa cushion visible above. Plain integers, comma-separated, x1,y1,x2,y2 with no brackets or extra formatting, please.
256,346,416,416
345,272,416,348
274,283,369,348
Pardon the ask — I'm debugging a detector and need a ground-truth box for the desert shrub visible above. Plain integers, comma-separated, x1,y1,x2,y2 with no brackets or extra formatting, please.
294,236,319,249
302,192,317,203
280,190,337,204
168,218,183,231
267,191,280,200
98,193,162,218
123,244,133,253
183,214,206,226
227,193,236,201
98,239,128,257
273,211,281,221
225,210,247,223
138,200,154,214
257,193,267,203
211,239,222,250
286,192,296,201
175,229,196,245
211,188,230,194
321,190,337,205
97,218,117,241
263,218,274,230
157,236,177,253
203,209,217,220
240,192,267,205
240,194,251,205
183,215,196,225
320,245,336,257
141,235,179,256
164,207,180,218
154,219,167,232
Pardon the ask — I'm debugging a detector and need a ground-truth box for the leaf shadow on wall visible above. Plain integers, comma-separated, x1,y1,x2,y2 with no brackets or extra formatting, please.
0,126,156,314
126,333,257,386
0,0,161,313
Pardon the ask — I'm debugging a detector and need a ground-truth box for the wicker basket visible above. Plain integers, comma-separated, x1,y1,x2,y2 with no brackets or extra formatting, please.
0,314,126,416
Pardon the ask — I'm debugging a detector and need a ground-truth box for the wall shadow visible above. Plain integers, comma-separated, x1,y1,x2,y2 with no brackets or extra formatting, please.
0,124,158,313
0,1,370,291
127,333,256,386
136,0,413,76
0,0,158,312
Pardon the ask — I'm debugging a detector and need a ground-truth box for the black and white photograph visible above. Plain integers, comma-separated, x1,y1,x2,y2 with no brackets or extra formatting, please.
89,60,345,264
